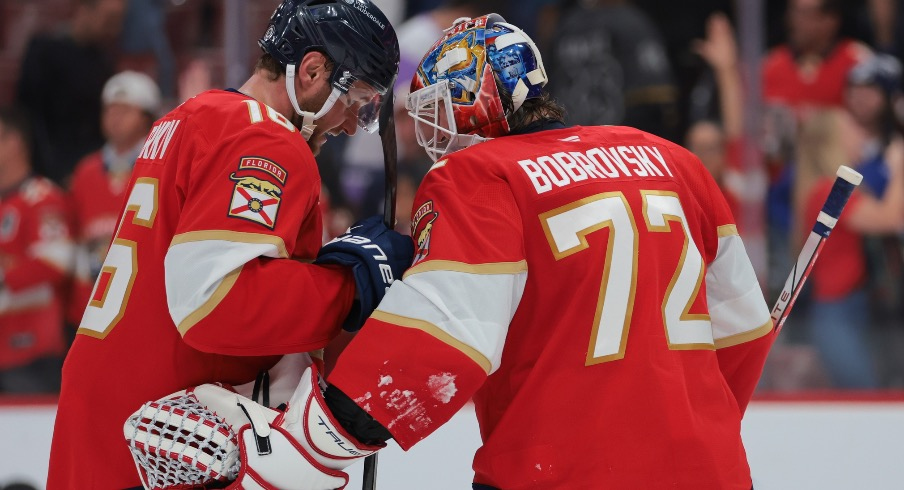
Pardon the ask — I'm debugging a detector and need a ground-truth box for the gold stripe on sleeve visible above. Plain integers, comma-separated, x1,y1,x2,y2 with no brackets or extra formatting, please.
403,260,527,279
170,230,289,258
370,310,493,374
714,319,773,349
177,266,242,335
717,224,739,237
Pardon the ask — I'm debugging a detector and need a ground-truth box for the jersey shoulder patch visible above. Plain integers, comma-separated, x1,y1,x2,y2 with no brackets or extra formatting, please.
411,200,439,267
226,156,289,229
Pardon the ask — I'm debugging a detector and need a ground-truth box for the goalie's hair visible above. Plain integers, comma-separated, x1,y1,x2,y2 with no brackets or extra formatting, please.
496,79,566,133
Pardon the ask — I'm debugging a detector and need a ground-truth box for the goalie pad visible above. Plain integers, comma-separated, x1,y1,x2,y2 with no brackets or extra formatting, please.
124,365,381,490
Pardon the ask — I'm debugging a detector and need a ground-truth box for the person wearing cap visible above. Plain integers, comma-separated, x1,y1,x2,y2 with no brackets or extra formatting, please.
797,53,904,389
47,1,411,488
845,53,904,194
0,106,76,394
66,71,162,330
789,54,904,389
794,106,904,389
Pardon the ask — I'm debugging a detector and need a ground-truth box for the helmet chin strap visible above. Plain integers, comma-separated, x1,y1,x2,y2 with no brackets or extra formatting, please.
286,64,345,141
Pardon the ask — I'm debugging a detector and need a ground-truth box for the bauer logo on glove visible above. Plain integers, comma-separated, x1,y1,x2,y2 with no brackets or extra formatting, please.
325,233,396,288
316,215,414,331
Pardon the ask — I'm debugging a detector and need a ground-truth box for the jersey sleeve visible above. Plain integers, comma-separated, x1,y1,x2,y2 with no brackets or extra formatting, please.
686,148,773,413
164,123,355,356
328,155,527,450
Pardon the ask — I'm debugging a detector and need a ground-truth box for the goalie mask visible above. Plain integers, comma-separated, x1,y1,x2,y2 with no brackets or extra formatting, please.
260,0,400,139
407,14,547,161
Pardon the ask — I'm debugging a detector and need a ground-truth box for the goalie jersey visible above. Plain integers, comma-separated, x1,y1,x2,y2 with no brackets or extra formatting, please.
329,125,773,489
48,90,354,489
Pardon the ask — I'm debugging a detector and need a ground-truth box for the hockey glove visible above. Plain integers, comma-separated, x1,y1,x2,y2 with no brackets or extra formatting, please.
124,364,382,490
315,214,414,331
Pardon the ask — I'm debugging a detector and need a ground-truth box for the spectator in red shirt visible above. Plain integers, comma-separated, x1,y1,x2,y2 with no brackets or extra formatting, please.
762,0,872,325
763,0,871,110
799,108,904,388
67,71,161,327
0,107,76,393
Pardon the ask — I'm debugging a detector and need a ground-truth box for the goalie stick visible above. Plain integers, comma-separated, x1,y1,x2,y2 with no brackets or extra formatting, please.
770,165,863,333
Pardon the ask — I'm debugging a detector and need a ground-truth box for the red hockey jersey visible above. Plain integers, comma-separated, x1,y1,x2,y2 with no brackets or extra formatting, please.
49,90,355,489
330,125,773,489
66,151,131,325
0,177,74,369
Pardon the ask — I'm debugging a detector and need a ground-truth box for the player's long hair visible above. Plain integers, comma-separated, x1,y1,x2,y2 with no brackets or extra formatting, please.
496,78,567,133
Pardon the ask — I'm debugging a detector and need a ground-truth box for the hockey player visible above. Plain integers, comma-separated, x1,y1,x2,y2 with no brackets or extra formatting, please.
47,1,411,488
0,106,76,394
127,14,772,490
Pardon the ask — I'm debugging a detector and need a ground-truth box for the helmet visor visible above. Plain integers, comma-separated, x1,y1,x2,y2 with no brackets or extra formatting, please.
316,81,384,133
340,82,384,133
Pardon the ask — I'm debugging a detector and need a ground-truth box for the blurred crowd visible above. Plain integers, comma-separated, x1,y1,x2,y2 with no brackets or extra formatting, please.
0,0,902,393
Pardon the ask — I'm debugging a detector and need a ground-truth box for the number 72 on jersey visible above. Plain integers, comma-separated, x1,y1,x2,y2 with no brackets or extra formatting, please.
541,190,715,365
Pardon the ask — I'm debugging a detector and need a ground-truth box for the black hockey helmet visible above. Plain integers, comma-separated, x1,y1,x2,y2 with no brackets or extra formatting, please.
259,0,400,99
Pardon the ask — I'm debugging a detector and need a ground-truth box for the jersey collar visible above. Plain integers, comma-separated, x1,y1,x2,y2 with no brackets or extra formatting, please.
509,118,567,136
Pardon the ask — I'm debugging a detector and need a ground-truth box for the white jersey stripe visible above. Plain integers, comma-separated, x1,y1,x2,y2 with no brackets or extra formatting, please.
377,267,528,374
165,238,284,332
706,234,771,347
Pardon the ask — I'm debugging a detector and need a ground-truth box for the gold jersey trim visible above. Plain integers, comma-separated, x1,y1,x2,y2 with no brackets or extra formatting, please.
370,310,492,374
170,230,289,258
403,260,527,279
717,224,739,237
714,319,773,349
177,266,242,335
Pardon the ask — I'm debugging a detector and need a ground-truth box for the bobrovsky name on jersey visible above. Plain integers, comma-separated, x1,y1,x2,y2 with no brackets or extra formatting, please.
518,145,674,194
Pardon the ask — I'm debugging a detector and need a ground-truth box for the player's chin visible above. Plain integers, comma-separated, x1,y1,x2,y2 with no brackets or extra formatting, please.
308,136,324,156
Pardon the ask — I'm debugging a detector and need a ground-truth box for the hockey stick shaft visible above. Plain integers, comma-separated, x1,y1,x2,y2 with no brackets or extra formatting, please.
362,454,378,490
361,87,397,490
770,165,863,333
380,91,398,229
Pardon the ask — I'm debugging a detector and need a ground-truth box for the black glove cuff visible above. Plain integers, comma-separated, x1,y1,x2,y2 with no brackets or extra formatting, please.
342,300,365,332
324,384,393,445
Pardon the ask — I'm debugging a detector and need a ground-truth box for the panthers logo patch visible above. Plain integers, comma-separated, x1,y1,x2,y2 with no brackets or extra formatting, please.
227,157,287,229
411,200,438,267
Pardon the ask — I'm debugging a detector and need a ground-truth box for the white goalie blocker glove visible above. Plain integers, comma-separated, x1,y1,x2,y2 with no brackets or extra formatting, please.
123,364,382,490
